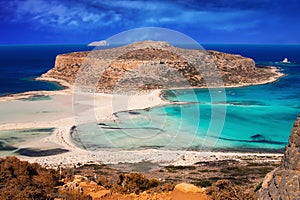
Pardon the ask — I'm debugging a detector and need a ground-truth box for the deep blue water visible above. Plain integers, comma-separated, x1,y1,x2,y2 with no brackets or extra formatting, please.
0,45,93,96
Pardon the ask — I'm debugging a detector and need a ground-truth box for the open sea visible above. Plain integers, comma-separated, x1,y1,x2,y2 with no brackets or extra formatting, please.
0,45,93,96
0,44,299,152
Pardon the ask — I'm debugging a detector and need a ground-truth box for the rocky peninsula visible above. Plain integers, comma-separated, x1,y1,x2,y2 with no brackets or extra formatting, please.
40,41,283,93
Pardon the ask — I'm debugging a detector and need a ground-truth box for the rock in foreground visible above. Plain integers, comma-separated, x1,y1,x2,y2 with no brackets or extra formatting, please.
258,115,300,199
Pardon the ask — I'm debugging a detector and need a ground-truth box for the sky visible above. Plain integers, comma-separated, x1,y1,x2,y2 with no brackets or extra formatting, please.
0,0,300,44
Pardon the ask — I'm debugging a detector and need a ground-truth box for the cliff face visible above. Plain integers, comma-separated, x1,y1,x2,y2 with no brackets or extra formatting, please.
41,41,283,93
258,115,300,199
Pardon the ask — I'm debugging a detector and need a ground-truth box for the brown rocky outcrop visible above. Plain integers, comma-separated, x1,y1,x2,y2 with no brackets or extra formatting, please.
59,173,209,200
41,41,283,93
258,115,300,199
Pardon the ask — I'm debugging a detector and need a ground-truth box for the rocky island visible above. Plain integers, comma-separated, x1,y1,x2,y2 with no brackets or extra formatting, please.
40,41,283,93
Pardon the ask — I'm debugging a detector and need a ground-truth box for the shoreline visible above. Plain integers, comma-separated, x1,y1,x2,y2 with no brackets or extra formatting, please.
0,69,286,168
35,76,73,90
161,66,285,91
0,77,72,102
20,149,284,169
1,66,284,102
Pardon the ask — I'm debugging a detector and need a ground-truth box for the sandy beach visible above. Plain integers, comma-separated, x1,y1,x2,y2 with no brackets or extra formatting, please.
0,74,285,168
0,82,172,167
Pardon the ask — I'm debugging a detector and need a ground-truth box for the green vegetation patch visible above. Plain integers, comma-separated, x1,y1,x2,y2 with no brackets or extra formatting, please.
19,95,52,101
165,165,196,171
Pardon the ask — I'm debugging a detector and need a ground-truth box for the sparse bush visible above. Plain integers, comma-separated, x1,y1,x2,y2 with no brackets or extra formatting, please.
165,165,196,172
206,179,256,200
149,182,175,193
115,173,160,194
0,156,59,200
254,181,263,192
96,175,112,188
191,179,212,187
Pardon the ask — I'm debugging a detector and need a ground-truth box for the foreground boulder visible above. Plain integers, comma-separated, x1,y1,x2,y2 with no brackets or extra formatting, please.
258,115,300,199
171,183,209,200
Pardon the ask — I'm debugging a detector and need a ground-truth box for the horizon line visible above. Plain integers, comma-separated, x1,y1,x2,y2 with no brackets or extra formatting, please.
0,42,300,46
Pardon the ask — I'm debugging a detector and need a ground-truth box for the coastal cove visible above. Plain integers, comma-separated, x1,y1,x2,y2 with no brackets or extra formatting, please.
0,44,299,167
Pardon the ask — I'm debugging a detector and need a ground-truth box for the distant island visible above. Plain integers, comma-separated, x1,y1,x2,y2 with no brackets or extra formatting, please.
88,40,109,46
39,41,284,93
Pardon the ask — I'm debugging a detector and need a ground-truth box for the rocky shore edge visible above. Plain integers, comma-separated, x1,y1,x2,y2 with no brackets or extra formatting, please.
258,114,300,199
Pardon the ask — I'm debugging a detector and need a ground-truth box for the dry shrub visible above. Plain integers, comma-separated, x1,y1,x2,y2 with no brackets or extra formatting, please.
96,175,112,188
149,182,175,193
206,179,256,200
115,173,160,194
0,156,59,200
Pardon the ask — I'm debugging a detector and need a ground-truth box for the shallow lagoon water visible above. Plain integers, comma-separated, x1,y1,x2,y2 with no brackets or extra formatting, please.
73,45,300,152
0,44,299,152
0,128,54,156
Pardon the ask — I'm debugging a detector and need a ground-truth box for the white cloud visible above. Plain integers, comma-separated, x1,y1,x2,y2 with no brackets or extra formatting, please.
88,40,109,46
69,20,79,26
4,0,261,33
81,13,103,23
8,0,120,29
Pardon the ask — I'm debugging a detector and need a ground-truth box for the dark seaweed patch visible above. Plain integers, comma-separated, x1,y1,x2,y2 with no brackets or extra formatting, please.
99,125,162,131
128,111,140,115
250,134,266,141
215,100,267,106
97,123,109,126
0,141,17,151
20,128,55,133
16,148,69,157
139,145,164,149
215,136,286,145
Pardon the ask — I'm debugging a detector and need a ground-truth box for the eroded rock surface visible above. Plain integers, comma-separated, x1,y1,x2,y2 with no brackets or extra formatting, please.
41,41,283,93
258,115,300,200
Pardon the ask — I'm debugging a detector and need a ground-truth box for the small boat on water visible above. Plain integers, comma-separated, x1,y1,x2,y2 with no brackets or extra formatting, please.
282,58,291,63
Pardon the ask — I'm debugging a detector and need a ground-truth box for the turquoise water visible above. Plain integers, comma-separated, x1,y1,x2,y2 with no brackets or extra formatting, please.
0,44,299,152
0,128,55,156
75,64,298,152
73,74,299,152
162,84,298,150
74,45,300,152
19,95,52,101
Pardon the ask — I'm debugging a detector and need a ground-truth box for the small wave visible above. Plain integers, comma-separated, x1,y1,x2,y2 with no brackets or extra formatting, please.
213,100,267,106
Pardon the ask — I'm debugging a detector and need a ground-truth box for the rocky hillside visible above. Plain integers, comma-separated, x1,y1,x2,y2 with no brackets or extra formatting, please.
41,41,283,93
258,114,300,199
